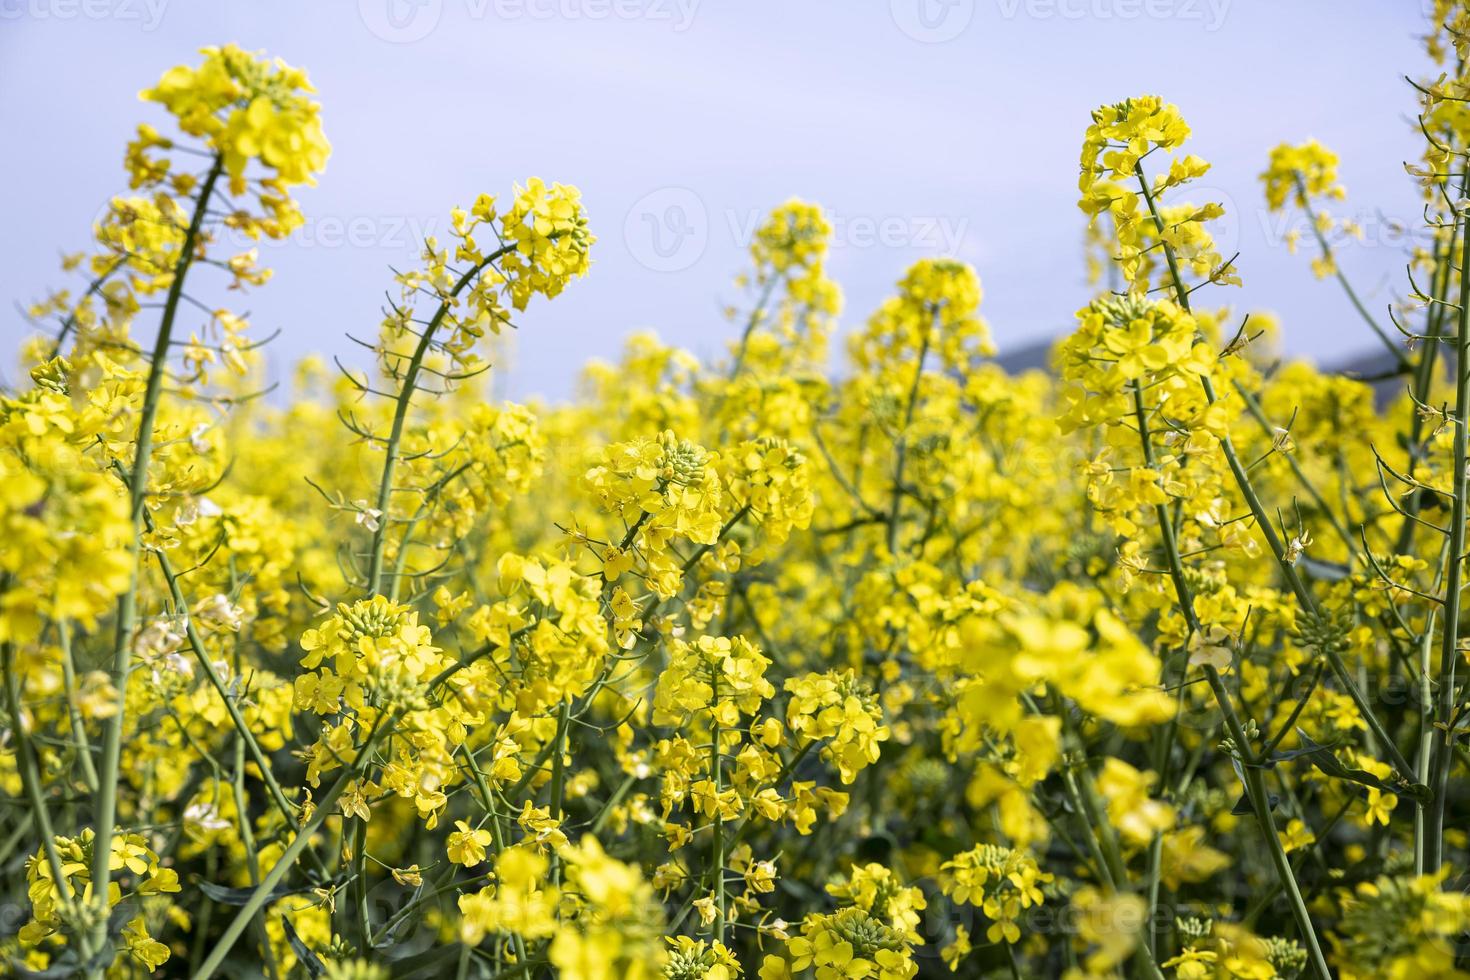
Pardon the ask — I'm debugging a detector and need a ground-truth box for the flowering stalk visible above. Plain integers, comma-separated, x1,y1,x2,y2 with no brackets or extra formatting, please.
1127,378,1332,979
57,621,99,793
1423,193,1470,873
547,697,572,885
229,698,281,980
667,739,816,935
4,642,84,944
710,672,726,945
1135,164,1420,788
90,154,224,969
886,311,933,555
1291,173,1408,368
190,716,392,980
363,242,518,596
726,273,781,382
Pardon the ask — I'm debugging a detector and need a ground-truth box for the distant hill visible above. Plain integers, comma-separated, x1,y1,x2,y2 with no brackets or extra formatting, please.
994,336,1424,408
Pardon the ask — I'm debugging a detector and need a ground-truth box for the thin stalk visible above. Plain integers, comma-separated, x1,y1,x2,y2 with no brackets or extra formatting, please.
91,155,224,969
886,311,934,554
57,621,99,793
1294,174,1408,369
711,674,725,944
1394,214,1455,555
1127,383,1331,980
1060,712,1163,980
0,812,36,869
1425,193,1470,873
189,720,389,980
4,644,81,916
726,274,782,382
363,245,515,595
350,817,370,946
232,734,282,980
348,245,514,941
1418,597,1444,875
1235,386,1354,554
1136,165,1419,786
452,743,530,966
547,698,572,885
667,740,815,935
47,255,126,359
148,540,329,877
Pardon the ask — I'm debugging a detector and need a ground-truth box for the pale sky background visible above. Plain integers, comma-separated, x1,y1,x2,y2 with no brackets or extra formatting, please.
0,0,1436,400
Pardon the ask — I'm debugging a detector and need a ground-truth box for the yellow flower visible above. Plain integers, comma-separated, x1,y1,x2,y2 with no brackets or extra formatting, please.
446,820,493,866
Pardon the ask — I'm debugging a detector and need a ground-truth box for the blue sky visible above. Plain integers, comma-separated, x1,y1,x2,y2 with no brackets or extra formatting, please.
0,0,1433,400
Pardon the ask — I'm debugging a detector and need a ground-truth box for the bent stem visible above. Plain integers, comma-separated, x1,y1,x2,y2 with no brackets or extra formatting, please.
363,244,516,596
710,674,726,945
887,309,934,555
57,621,99,793
1424,186,1470,874
1293,174,1408,369
1135,164,1419,788
1128,384,1332,980
90,154,224,971
190,720,390,980
150,536,317,838
4,641,87,956
547,698,572,886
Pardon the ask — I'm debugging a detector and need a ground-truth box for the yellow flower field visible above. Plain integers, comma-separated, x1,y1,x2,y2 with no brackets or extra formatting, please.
7,8,1470,979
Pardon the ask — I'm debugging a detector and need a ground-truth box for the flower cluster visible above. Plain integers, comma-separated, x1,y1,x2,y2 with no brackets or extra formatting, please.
140,43,330,187
761,908,917,980
939,843,1050,946
1079,96,1238,293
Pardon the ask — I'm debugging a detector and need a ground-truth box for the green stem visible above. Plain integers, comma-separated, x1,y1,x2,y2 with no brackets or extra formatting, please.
91,155,224,970
57,621,99,793
1294,175,1408,369
1424,185,1470,874
232,729,282,980
667,740,815,935
189,721,388,980
711,674,725,944
147,537,329,877
363,246,514,595
547,698,571,885
1136,165,1419,787
887,312,933,554
454,743,530,966
1235,386,1354,554
726,274,782,382
1394,213,1456,555
4,643,82,919
1126,381,1331,980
